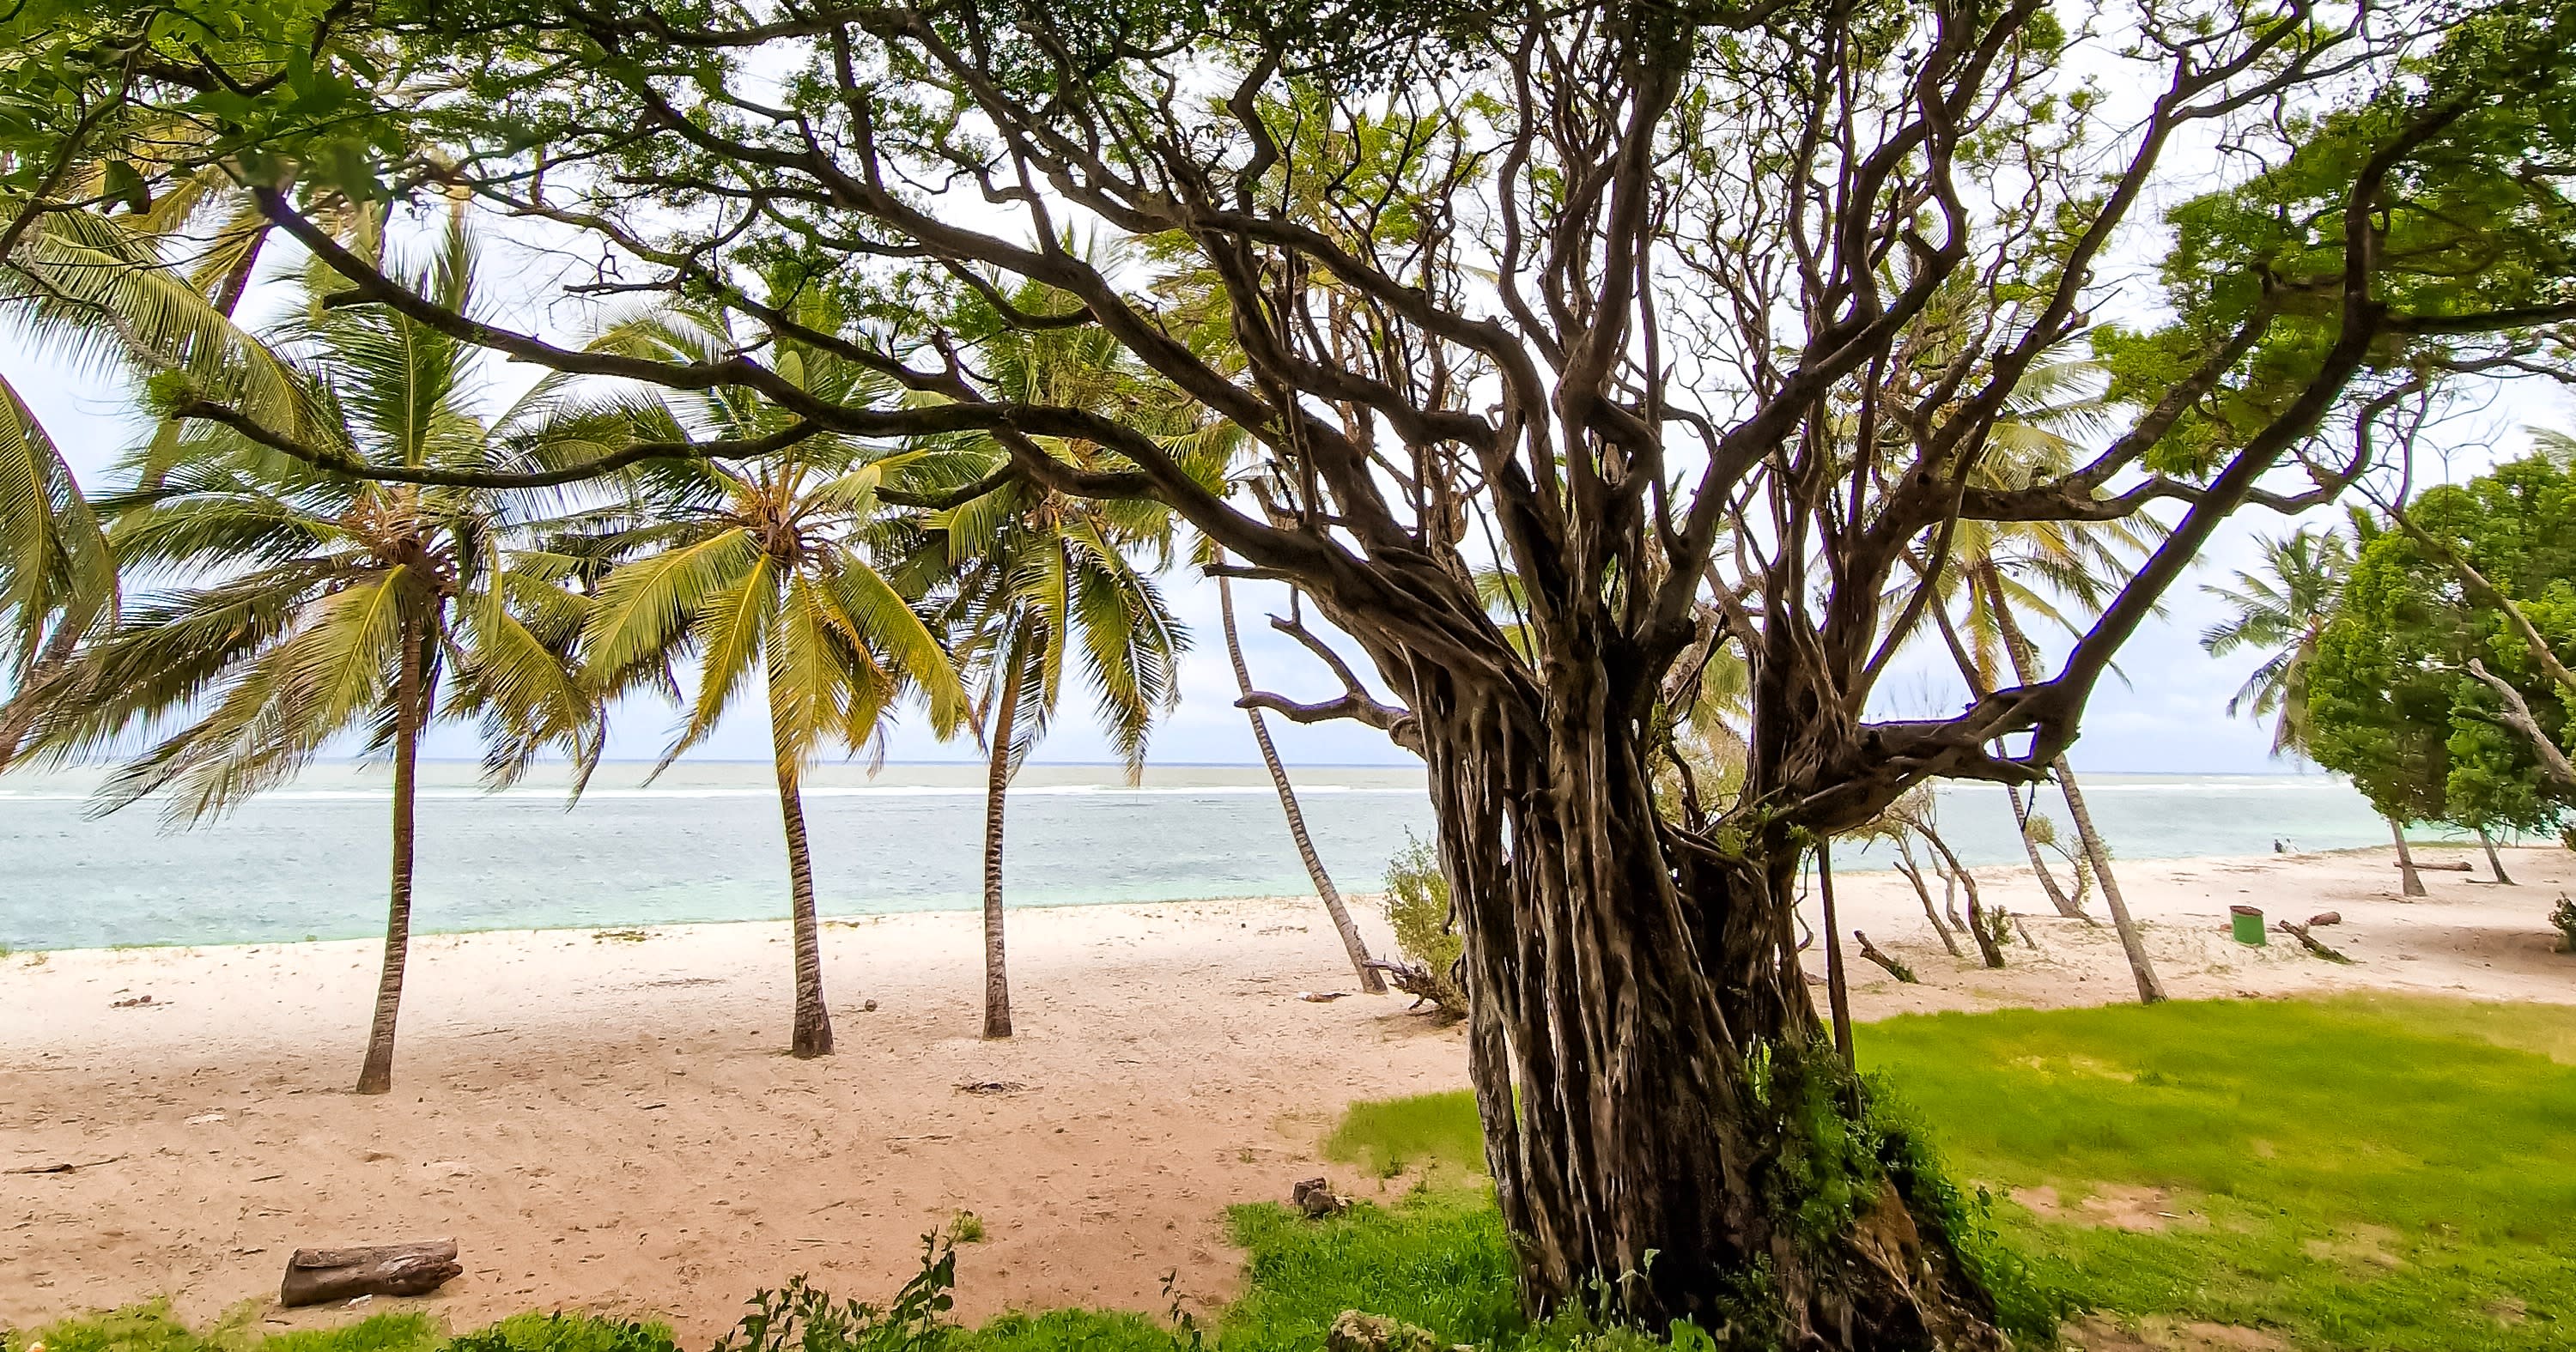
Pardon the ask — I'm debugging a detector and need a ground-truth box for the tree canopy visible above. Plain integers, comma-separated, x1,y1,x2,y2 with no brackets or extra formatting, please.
2309,442,2576,840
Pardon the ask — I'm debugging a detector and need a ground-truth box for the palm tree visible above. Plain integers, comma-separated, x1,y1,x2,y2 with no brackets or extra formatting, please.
2196,524,2427,892
1213,560,1385,992
910,294,1196,1040
16,215,603,1092
1893,326,2171,1002
3,179,326,766
572,302,969,1058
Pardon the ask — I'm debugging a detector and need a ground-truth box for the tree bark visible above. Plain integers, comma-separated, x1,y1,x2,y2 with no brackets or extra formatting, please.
1218,572,1384,992
1818,844,1853,1065
2465,658,2576,793
355,612,424,1095
279,1240,460,1307
1892,841,1964,959
1417,675,2006,1343
2475,826,2513,886
2389,816,2427,897
979,652,1024,1040
1923,826,2004,970
770,684,833,1058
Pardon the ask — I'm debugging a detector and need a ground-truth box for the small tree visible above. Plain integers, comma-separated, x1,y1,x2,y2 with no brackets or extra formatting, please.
1377,833,1466,1020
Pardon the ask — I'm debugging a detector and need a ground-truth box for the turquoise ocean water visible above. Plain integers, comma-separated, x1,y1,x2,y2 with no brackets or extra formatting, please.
0,762,2421,950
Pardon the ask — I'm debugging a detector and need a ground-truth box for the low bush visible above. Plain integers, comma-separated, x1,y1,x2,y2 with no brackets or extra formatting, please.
1379,834,1466,1020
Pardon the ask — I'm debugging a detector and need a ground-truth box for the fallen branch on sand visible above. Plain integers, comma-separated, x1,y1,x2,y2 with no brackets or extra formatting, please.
4,1154,126,1175
2394,860,2474,872
2276,920,2354,964
278,1240,461,1307
1852,932,1918,984
1363,958,1467,1022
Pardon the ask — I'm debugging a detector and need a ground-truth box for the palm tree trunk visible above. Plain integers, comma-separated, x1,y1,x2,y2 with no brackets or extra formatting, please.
1217,573,1385,992
2476,826,2514,886
770,686,833,1058
2389,817,2427,897
1988,573,2164,1002
980,653,1024,1040
2052,764,2166,1003
2006,780,2091,919
355,614,424,1095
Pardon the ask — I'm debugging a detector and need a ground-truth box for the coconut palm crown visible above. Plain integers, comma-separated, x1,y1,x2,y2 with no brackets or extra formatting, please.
2200,524,2358,760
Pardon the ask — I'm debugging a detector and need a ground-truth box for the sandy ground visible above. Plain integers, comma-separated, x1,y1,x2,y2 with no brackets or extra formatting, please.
4,844,2573,1338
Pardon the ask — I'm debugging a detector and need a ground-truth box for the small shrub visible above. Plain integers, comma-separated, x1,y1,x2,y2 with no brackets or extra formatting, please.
2550,894,2576,954
1382,834,1467,1021
711,1234,957,1352
951,1210,986,1243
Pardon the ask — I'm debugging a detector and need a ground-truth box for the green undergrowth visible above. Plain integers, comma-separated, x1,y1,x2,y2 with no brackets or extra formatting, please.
12,997,2571,1352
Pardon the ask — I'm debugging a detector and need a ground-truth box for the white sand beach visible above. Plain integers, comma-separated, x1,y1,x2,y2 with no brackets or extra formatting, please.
5,846,2572,1338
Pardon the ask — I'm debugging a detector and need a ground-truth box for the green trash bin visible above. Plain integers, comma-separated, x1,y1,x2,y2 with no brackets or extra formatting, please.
2230,904,2267,946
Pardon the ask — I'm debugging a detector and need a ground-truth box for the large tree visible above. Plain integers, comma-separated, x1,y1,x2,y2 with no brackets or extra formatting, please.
47,0,2576,1340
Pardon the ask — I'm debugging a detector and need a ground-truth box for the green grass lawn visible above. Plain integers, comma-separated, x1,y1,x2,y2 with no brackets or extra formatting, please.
1864,995,2576,1351
12,996,2573,1352
1299,995,2576,1351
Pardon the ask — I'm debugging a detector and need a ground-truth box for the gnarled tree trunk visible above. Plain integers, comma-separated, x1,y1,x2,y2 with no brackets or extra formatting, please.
770,685,833,1058
1417,664,2004,1344
1218,572,1384,992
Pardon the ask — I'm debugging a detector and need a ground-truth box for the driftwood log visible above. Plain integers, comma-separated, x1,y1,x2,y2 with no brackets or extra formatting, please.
1850,931,1918,984
2394,860,2474,871
2275,921,2354,964
279,1240,461,1307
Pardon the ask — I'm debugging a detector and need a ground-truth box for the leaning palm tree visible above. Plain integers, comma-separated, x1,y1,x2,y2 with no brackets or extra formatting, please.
572,302,969,1058
2200,526,2355,758
2196,524,2424,890
15,215,603,1093
908,289,1196,1040
1883,288,2170,1002
1212,557,1386,993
